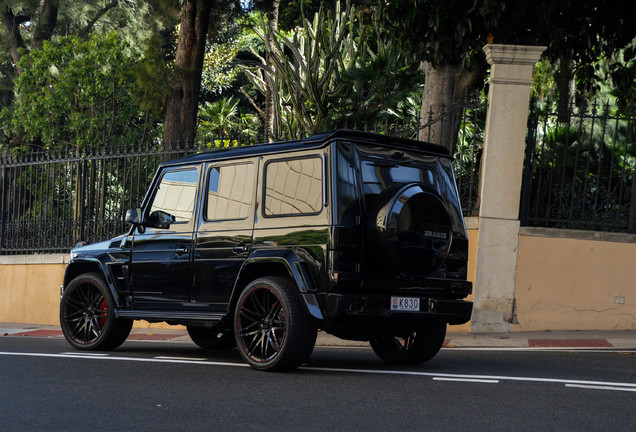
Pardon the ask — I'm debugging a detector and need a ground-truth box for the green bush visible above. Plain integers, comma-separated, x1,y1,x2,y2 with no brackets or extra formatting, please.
2,32,160,151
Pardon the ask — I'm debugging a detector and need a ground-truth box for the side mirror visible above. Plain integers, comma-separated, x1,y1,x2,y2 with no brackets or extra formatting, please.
147,210,175,229
125,208,143,225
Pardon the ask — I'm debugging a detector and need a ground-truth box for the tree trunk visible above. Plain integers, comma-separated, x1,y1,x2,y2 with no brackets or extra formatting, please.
0,3,28,75
555,55,575,122
418,61,483,155
31,0,60,50
163,0,212,153
264,0,281,142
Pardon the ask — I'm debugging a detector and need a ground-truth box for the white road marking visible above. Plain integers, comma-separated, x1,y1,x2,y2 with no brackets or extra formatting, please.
61,352,109,356
318,345,370,349
442,347,636,353
1,351,635,391
319,346,636,354
298,366,636,390
0,351,248,368
433,377,499,384
565,384,636,392
123,339,191,344
155,356,208,361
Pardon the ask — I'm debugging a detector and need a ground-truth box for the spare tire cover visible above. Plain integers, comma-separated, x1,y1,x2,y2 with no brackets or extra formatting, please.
369,183,452,276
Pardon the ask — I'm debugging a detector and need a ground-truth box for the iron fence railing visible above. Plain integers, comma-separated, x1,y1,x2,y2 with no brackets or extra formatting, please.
520,101,636,232
0,113,485,255
19,98,636,252
0,140,219,255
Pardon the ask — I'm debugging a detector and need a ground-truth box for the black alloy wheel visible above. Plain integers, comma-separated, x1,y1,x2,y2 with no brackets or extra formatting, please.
370,322,447,364
187,325,236,350
234,277,317,371
60,272,132,350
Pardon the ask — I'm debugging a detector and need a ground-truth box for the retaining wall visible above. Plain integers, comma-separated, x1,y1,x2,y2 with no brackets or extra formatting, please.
512,227,636,331
1,222,633,332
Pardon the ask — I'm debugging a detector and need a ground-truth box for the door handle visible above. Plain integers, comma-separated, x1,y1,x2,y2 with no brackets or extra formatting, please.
233,244,249,254
175,247,188,256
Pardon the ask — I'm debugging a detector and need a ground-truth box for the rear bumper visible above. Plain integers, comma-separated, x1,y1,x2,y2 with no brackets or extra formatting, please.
320,292,473,326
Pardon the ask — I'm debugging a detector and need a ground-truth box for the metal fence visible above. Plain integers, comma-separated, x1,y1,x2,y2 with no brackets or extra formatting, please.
520,101,636,232
0,110,485,255
447,97,485,217
0,141,211,255
11,97,636,254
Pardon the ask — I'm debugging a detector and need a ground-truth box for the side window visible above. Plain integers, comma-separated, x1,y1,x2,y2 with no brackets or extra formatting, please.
148,168,198,223
205,163,255,220
264,157,323,216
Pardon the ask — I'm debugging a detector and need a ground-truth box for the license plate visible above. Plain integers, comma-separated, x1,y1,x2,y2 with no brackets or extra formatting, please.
390,296,420,312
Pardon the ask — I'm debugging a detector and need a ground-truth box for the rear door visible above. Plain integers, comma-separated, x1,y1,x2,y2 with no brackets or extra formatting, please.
193,159,258,305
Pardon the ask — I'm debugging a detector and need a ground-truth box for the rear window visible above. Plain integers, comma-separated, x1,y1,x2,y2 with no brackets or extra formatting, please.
361,161,436,195
335,142,465,234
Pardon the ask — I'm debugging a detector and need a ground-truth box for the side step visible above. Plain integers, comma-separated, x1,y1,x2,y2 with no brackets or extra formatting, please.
115,309,226,322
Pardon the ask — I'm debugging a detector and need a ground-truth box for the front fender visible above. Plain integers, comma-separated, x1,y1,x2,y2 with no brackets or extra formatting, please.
63,257,125,308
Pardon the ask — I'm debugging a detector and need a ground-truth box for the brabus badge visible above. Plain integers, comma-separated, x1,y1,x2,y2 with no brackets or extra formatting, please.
424,230,448,239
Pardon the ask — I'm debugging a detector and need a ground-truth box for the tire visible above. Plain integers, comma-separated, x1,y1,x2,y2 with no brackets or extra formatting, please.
187,325,236,350
234,277,317,371
370,322,447,364
60,272,132,350
368,183,452,276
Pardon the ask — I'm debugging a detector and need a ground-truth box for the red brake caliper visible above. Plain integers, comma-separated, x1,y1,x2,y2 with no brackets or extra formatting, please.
99,299,107,328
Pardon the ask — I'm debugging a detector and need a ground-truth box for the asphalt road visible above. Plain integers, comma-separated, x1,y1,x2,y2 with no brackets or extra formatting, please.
1,337,634,432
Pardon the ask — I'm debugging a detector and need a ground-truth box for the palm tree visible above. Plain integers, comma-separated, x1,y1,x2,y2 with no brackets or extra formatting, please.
197,97,260,145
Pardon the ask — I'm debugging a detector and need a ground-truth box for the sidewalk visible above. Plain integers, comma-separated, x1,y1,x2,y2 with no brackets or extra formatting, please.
2,322,635,349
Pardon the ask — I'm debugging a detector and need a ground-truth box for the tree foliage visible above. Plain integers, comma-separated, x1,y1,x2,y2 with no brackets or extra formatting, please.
1,0,633,153
240,1,423,139
197,96,260,141
374,0,635,148
493,0,636,112
381,0,502,69
0,1,165,74
0,0,177,150
333,11,424,129
1,32,160,150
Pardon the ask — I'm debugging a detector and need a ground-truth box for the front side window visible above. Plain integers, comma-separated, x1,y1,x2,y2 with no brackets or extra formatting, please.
206,163,255,221
148,168,198,223
264,157,323,216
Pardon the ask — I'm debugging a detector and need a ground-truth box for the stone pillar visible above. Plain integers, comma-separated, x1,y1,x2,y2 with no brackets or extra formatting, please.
471,44,546,333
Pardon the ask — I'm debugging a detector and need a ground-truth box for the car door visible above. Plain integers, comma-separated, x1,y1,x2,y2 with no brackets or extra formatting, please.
129,166,200,305
193,159,257,305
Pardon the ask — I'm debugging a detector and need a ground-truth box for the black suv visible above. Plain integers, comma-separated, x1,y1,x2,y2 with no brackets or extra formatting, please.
60,130,472,371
